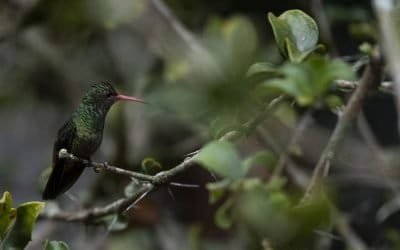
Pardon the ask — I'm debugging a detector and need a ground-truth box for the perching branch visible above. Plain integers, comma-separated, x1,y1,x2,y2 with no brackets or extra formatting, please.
43,183,155,222
41,97,282,223
302,54,383,202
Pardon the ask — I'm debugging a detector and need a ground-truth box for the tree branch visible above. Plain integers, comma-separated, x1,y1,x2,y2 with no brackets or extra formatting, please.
302,55,382,202
41,97,283,223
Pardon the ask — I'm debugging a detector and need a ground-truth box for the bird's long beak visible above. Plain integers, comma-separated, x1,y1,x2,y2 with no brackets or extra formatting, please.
116,94,146,104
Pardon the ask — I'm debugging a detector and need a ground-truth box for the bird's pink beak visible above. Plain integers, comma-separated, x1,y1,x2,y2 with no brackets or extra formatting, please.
116,94,146,104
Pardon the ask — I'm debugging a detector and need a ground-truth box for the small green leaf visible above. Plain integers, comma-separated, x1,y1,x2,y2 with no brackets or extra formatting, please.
359,42,373,55
325,95,343,109
242,150,277,173
268,10,319,62
0,192,16,240
206,180,231,204
241,178,264,191
246,62,279,78
141,158,162,175
195,141,244,180
215,198,234,229
43,240,70,250
1,202,45,250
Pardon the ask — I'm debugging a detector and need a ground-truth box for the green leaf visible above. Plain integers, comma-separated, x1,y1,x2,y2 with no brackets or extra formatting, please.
43,240,70,250
242,150,277,173
1,202,45,250
206,179,231,204
268,10,319,62
0,192,16,240
273,102,298,128
205,15,258,68
215,198,234,229
141,158,162,175
246,62,279,78
325,95,343,110
195,141,244,180
260,55,355,106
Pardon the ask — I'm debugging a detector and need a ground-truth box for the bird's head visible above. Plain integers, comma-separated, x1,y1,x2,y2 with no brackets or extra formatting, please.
82,82,145,113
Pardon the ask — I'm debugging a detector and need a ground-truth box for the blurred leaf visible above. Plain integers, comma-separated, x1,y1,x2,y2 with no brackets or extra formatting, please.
261,55,355,106
265,178,287,192
43,240,70,250
359,42,374,55
235,182,331,248
0,192,16,240
268,10,319,62
206,179,231,204
215,198,234,229
204,15,258,73
141,158,162,175
242,150,277,173
240,178,264,191
325,95,344,110
209,116,240,139
195,141,244,180
0,202,45,250
237,188,294,246
246,62,279,78
273,102,298,128
89,0,146,29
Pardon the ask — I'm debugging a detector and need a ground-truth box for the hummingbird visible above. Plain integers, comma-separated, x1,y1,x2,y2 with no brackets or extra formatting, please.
42,82,145,200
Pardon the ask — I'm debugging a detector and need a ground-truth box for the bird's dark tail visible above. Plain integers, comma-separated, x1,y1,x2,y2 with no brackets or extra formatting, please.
42,159,85,200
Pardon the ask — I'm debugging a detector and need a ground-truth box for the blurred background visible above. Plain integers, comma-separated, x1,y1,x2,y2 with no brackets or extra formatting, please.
2,0,398,249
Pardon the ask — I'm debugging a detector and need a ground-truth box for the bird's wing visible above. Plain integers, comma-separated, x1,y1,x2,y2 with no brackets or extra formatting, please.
43,119,84,200
53,119,76,162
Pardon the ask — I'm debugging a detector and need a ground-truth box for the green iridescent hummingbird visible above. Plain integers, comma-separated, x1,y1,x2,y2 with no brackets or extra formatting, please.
42,82,145,200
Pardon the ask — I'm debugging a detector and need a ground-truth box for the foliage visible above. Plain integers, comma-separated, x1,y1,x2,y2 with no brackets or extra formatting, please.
268,10,322,63
43,240,70,250
0,192,44,250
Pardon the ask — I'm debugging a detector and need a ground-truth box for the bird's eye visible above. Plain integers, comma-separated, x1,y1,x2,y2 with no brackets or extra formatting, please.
106,93,113,98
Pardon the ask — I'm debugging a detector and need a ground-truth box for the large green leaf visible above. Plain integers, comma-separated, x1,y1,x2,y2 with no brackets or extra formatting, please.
268,10,319,62
43,240,70,250
0,202,45,250
195,141,244,180
0,192,16,240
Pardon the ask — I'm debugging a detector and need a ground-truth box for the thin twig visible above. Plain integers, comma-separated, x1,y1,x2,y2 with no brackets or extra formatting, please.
302,55,382,203
310,0,338,55
43,183,155,222
357,112,399,194
270,109,314,179
373,0,400,133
